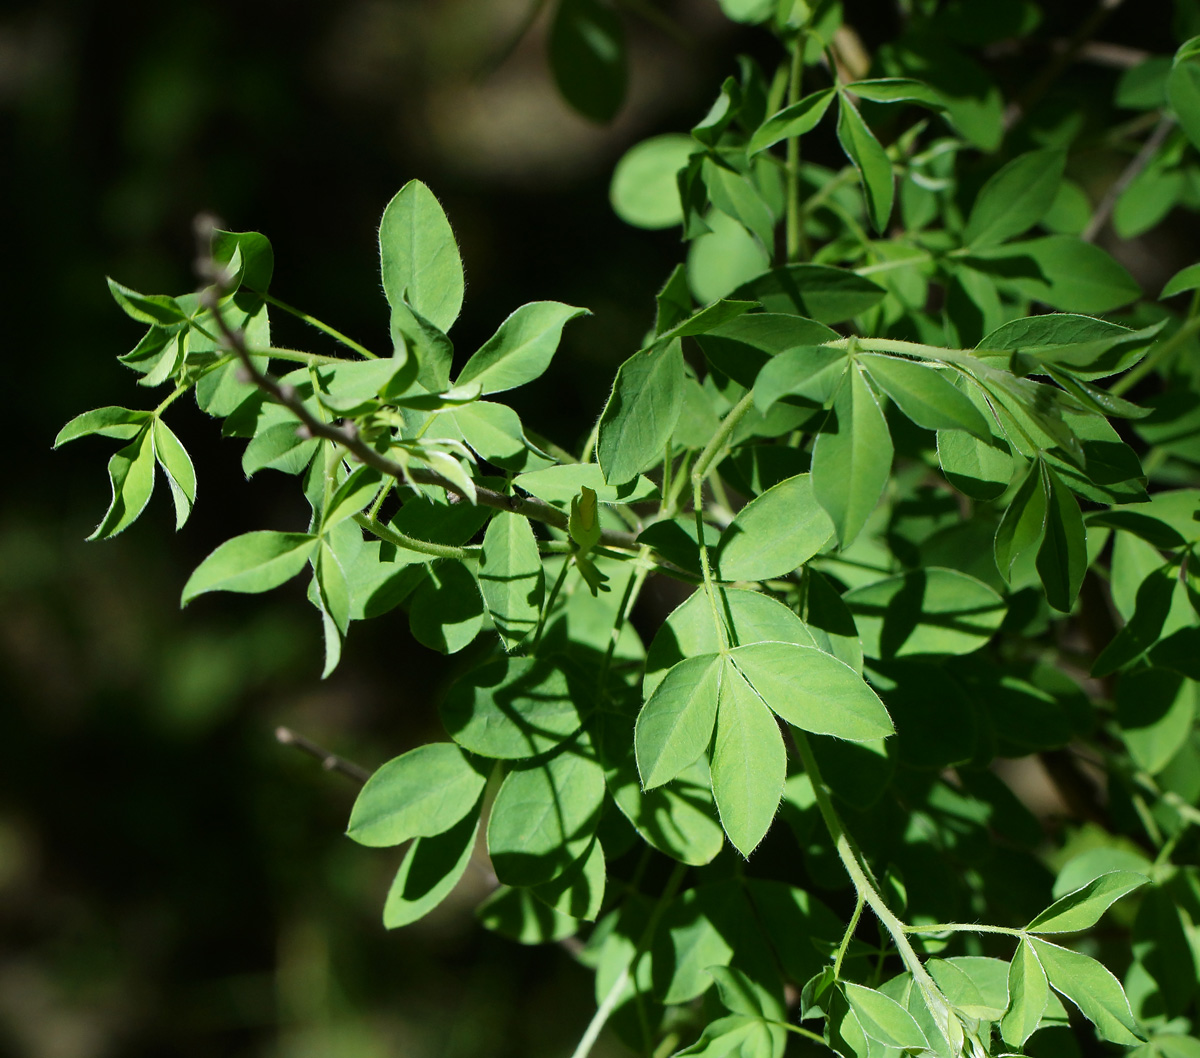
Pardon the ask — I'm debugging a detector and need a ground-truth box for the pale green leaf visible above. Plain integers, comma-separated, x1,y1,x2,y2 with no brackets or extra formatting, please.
478,512,544,652
860,354,991,439
610,134,695,229
55,407,152,447
844,982,929,1051
456,302,589,395
181,530,318,604
379,180,464,334
597,340,685,485
748,88,836,154
1027,871,1149,934
717,473,834,581
383,809,480,928
1001,939,1050,1049
1031,937,1144,1045
151,418,196,530
88,427,156,541
963,148,1065,248
635,654,722,789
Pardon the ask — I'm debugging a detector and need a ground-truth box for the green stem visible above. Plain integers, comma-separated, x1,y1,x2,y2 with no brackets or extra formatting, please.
262,293,379,359
774,1022,830,1046
153,382,190,417
1109,315,1200,397
602,546,652,680
570,862,687,1058
534,556,573,650
354,513,476,561
901,923,1026,938
792,730,957,1049
785,33,807,264
661,438,673,513
834,892,866,977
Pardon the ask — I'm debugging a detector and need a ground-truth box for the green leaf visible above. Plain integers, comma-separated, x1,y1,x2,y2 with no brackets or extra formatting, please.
106,277,189,326
653,299,756,346
702,157,775,250
697,313,840,389
860,355,991,439
1001,939,1050,1049
323,467,384,531
978,314,1163,381
152,418,196,530
643,585,819,699
1037,463,1087,612
1027,871,1149,934
610,134,695,229
347,743,488,847
687,209,772,303
753,346,848,412
844,982,929,1051
1118,668,1197,774
730,641,893,740
1031,937,1144,1045
55,407,152,447
210,229,274,292
747,88,836,155
315,543,351,676
1169,43,1200,152
513,463,658,508
732,264,886,324
836,93,894,233
531,837,605,922
440,655,587,760
1164,262,1200,298
383,809,480,928
811,364,893,546
486,737,605,886
635,654,722,789
710,658,786,857
597,340,685,485
965,236,1141,314
478,512,544,652
315,357,410,415
379,180,465,334
847,77,947,110
938,427,1012,500
963,148,1065,248
181,531,318,604
409,559,485,654
456,302,589,395
477,884,580,944
717,473,834,581
844,568,1006,658
549,0,626,123
716,0,774,24
241,422,319,477
995,460,1048,583
88,426,156,541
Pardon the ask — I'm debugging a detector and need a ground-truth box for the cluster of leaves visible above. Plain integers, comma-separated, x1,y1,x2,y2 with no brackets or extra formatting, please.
59,1,1200,1056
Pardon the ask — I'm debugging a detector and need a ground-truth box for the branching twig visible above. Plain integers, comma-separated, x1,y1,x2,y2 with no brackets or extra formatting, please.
275,726,372,784
192,223,640,553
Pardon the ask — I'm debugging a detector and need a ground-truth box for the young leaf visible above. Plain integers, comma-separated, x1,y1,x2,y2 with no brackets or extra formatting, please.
478,512,544,652
747,88,835,155
1163,261,1200,299
456,302,589,395
844,982,929,1051
242,422,320,477
812,364,893,546
514,462,658,507
847,77,947,110
106,278,190,326
836,92,894,233
995,460,1049,584
596,340,685,485
88,426,156,541
963,148,1065,248
379,180,465,334
1031,937,1144,1045
753,346,848,412
1037,463,1087,612
181,531,318,604
383,809,480,928
710,659,786,857
716,473,834,581
348,743,488,847
152,418,196,530
860,354,991,439
635,653,722,789
702,157,775,250
210,229,274,293
55,407,151,447
1001,939,1050,1049
729,641,894,740
1026,871,1149,934
549,0,626,123
323,468,384,531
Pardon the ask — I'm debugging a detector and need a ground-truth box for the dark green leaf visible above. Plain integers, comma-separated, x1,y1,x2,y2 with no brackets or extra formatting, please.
747,88,836,154
383,809,480,928
995,460,1048,584
753,345,848,412
861,354,991,438
732,264,886,323
1037,464,1087,612
549,0,626,123
478,512,544,652
1031,937,1144,1045
597,340,684,485
963,148,1065,248
836,94,895,233
1169,43,1200,152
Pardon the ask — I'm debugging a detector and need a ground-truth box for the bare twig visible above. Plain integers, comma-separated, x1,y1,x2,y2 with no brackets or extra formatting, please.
275,726,372,784
1082,113,1175,242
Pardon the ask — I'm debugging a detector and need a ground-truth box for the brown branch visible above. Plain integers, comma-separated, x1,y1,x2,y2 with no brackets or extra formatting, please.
275,726,372,784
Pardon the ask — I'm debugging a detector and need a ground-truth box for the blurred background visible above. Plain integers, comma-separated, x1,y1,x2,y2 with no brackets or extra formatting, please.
0,1,1194,1055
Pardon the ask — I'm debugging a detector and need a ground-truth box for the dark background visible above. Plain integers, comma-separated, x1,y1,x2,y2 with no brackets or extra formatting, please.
0,1,1190,1056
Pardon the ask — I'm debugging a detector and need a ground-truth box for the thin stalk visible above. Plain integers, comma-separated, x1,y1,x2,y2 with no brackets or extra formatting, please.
661,438,673,513
262,293,378,359
602,546,652,681
533,556,573,650
834,893,866,976
354,513,476,561
153,382,190,417
792,730,957,1048
901,923,1026,938
570,862,688,1058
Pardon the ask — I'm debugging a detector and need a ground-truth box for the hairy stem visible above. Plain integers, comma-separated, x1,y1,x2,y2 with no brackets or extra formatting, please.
262,292,379,359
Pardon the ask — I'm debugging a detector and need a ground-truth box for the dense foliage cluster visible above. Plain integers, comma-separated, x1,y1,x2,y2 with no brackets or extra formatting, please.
58,0,1200,1055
